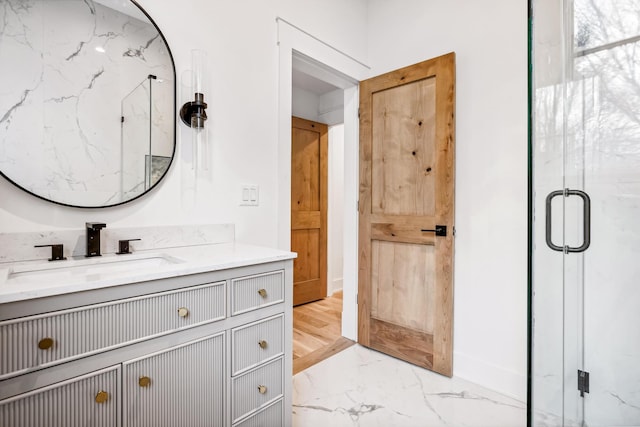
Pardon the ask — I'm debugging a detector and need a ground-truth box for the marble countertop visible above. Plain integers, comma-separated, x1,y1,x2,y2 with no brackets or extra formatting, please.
0,243,296,304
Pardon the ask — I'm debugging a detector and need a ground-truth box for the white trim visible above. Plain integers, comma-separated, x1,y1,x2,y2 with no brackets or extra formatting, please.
454,351,527,402
276,19,369,341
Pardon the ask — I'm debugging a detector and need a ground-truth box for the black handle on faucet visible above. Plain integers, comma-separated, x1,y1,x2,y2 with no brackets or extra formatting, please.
117,239,141,255
34,244,67,261
86,222,107,230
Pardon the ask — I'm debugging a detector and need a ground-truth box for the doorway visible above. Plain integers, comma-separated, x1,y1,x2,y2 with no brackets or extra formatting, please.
530,0,640,425
277,19,369,344
289,59,352,371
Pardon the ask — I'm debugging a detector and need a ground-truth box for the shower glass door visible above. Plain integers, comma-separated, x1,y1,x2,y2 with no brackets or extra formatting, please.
531,0,640,426
121,77,152,201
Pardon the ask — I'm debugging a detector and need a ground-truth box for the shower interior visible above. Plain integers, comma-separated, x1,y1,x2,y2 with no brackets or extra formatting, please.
120,74,171,201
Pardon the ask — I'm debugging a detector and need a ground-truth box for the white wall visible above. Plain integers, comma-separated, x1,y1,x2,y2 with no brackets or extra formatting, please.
0,0,368,249
291,87,320,122
366,0,528,400
292,87,344,126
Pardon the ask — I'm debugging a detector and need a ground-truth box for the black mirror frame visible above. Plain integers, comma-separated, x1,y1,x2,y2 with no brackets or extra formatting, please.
0,0,177,209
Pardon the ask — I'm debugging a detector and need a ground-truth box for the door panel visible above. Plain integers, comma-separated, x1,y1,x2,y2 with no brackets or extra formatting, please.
371,240,436,334
291,117,327,306
371,78,436,217
359,53,455,376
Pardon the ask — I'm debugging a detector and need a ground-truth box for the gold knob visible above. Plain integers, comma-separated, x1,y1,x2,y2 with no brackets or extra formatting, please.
257,289,267,298
95,391,109,404
138,376,151,387
177,307,189,318
38,338,54,350
257,385,267,394
258,340,268,349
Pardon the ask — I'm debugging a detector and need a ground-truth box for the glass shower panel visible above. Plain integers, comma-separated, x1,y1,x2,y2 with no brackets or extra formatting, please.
532,0,582,424
532,0,640,426
121,77,151,201
573,0,640,424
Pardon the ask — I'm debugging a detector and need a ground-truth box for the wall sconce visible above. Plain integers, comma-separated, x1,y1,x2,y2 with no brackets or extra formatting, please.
180,49,209,172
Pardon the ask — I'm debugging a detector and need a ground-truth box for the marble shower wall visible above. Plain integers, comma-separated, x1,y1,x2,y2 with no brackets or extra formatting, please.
0,0,174,206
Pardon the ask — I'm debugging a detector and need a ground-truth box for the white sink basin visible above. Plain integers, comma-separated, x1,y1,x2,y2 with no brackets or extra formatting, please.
5,253,185,284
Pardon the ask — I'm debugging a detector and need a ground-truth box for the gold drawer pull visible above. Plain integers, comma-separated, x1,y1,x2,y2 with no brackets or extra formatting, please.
38,338,54,350
258,340,268,349
257,289,267,298
95,391,109,404
138,376,151,387
177,307,189,318
257,385,267,394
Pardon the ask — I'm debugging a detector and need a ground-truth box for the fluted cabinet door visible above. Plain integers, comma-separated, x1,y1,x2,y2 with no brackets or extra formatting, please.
122,333,224,427
0,366,120,427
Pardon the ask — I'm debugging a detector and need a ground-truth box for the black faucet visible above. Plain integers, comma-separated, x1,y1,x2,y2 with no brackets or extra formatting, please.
34,244,66,261
86,222,107,257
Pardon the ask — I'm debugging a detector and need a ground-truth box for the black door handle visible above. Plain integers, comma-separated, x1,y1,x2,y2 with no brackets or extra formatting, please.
420,225,447,237
545,189,591,253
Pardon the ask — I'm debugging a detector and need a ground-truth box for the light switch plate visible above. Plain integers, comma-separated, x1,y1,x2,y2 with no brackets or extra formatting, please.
240,185,259,206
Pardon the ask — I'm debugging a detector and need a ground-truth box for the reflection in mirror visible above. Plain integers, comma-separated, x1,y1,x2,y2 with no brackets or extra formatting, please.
0,0,175,208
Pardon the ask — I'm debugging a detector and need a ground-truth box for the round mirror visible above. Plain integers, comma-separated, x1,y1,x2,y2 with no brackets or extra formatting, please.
0,0,175,208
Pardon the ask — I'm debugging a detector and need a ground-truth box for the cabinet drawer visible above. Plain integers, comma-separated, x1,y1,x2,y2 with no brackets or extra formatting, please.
231,357,283,423
231,270,284,315
0,366,119,427
232,315,284,375
0,281,225,379
233,399,283,427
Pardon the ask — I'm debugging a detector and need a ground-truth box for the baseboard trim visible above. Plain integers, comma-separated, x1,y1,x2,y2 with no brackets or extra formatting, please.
328,278,343,296
453,351,527,402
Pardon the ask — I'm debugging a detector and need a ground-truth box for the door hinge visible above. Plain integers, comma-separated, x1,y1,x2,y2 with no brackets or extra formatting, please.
578,370,590,397
121,116,125,123
358,108,361,118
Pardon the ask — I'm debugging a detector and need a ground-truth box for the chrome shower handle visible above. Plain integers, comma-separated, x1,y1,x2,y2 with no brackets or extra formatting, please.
545,188,591,253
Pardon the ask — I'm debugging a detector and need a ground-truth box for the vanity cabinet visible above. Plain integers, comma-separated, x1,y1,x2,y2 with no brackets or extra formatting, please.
0,258,293,427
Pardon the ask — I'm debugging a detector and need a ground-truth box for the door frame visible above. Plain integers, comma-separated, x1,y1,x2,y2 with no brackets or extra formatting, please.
276,18,370,340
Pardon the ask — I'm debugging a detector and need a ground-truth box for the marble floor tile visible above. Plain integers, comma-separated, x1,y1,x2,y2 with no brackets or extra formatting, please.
293,345,526,427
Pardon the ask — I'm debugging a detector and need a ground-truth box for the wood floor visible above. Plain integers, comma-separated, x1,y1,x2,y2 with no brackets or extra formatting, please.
292,290,355,374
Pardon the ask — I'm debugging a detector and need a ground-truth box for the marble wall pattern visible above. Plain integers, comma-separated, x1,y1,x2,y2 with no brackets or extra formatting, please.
0,224,235,263
0,0,174,207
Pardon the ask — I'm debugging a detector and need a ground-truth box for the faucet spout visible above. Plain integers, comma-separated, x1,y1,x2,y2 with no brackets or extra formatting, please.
86,222,107,257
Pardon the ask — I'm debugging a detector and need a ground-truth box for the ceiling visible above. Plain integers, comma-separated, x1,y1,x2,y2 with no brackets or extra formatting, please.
292,68,340,95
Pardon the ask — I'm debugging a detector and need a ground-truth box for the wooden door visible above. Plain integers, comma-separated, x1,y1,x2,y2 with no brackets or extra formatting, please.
291,117,328,306
358,53,455,376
